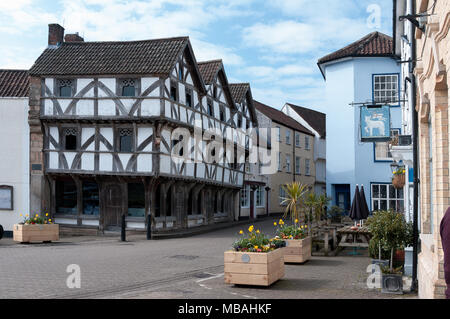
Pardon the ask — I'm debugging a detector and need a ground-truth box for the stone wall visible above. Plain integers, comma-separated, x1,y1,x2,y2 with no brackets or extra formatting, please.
415,0,450,299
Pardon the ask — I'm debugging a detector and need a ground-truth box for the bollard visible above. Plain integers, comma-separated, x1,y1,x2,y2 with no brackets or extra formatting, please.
121,214,126,242
146,216,152,240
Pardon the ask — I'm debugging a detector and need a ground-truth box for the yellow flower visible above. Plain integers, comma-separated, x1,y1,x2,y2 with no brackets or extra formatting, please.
273,222,277,226
49,219,52,222
256,230,260,234
248,225,254,233
239,230,244,235
36,214,39,217
295,219,299,224
46,213,49,217
20,213,23,217
25,214,28,217
254,246,258,250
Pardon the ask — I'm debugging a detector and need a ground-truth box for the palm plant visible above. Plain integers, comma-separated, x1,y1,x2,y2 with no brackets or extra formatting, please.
303,192,317,234
316,194,331,222
280,182,309,223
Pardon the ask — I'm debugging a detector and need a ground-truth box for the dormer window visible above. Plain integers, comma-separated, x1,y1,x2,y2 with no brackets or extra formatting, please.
121,79,136,97
58,79,74,97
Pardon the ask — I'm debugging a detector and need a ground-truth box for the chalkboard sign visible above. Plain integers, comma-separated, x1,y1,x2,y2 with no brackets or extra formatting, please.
0,186,13,210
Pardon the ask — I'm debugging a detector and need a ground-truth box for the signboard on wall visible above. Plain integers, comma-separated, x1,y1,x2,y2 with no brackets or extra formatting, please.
0,186,13,210
360,105,391,142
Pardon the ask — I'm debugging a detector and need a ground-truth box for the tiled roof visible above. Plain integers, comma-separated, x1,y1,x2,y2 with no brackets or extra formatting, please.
29,37,189,76
254,100,314,136
229,83,250,104
286,103,326,138
0,70,29,98
197,60,222,84
318,32,393,65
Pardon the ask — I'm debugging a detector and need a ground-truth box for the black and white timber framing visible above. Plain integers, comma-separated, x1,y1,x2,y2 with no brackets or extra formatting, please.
28,25,258,235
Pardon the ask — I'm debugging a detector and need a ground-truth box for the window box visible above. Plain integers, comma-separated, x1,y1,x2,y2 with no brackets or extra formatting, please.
283,236,312,263
224,248,284,286
13,224,59,244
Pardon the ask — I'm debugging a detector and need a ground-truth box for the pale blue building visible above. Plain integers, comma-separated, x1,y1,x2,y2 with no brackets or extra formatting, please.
318,32,404,215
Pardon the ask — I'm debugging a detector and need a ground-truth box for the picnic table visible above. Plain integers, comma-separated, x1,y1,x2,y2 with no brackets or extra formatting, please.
334,226,372,256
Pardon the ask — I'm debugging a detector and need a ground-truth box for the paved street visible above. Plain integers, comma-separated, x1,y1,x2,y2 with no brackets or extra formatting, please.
0,218,416,299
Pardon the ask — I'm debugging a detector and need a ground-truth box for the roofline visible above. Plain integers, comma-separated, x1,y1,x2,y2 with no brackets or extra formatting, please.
197,59,223,65
59,36,190,45
254,100,315,136
283,103,324,138
317,54,397,80
0,69,28,72
285,102,325,116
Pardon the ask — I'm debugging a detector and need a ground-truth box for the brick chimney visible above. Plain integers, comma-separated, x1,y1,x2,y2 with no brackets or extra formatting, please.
64,32,84,42
48,24,65,46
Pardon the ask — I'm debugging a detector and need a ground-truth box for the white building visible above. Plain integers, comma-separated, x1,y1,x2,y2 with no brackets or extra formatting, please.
0,70,30,234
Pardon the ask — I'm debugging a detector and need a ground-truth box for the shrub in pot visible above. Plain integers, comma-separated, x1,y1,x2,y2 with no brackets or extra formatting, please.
366,210,411,294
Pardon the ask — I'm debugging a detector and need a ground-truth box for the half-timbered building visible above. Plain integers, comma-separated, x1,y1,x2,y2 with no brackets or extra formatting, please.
28,24,251,236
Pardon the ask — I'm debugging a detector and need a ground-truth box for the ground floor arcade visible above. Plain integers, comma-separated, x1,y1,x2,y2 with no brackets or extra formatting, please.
46,174,240,235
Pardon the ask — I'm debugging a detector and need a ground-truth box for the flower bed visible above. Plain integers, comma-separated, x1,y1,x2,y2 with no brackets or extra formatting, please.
224,226,285,286
276,219,311,263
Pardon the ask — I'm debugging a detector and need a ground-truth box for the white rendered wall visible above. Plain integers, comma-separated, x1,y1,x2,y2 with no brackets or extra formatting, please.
0,98,30,232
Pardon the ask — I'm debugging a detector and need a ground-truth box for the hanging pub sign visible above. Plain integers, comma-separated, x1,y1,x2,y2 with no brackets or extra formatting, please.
360,105,391,142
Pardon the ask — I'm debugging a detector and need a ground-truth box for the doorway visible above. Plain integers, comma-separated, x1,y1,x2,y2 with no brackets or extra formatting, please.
334,184,351,214
104,184,123,229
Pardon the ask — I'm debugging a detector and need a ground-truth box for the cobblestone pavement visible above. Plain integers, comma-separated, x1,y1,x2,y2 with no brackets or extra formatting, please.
0,219,417,299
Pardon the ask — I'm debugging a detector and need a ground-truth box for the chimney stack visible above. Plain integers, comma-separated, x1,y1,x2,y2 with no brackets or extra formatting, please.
48,24,65,46
64,32,84,42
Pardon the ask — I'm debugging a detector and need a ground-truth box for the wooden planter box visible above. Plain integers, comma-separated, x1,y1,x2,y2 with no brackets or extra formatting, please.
283,236,312,263
224,248,284,286
13,224,59,243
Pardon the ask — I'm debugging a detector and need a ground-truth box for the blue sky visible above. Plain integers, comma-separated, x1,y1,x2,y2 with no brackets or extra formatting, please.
0,0,393,113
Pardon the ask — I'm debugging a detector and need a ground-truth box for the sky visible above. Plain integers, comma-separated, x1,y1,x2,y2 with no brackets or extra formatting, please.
0,0,393,113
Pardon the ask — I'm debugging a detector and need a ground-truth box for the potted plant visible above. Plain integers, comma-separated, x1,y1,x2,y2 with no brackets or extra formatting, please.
367,210,410,294
13,213,59,244
224,225,286,286
276,219,311,263
392,167,406,189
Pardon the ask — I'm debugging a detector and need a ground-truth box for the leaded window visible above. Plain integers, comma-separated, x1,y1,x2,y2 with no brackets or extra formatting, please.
63,128,78,151
58,79,74,97
121,79,136,97
119,128,134,153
